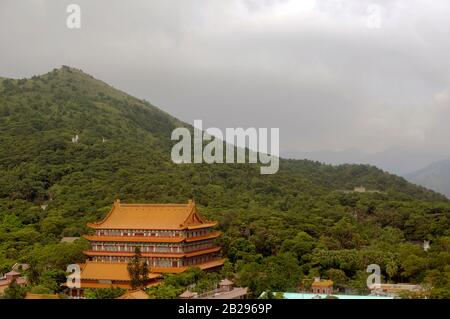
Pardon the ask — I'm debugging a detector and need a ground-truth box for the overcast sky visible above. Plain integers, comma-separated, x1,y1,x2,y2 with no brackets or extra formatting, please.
1,0,450,161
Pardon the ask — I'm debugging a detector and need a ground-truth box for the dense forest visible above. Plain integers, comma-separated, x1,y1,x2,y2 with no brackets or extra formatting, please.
0,67,449,298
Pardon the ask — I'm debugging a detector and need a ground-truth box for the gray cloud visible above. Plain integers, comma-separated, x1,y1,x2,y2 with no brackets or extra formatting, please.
1,0,450,165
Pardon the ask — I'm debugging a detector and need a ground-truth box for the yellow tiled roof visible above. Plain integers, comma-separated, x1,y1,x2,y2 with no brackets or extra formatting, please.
143,258,226,274
72,258,225,283
87,200,217,230
117,290,149,299
79,282,132,289
77,282,160,289
25,293,60,299
76,261,161,281
312,280,334,287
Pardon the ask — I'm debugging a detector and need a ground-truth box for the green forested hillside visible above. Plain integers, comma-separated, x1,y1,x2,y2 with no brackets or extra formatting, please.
0,67,449,298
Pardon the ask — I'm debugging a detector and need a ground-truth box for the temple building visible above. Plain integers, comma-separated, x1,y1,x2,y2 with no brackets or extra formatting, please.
311,278,334,295
69,199,224,297
179,279,249,299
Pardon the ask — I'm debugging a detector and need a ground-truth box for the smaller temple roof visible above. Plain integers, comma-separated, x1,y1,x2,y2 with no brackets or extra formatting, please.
179,290,197,298
5,271,21,276
117,290,149,299
87,199,217,230
1,277,27,287
15,277,28,285
372,283,423,292
312,280,333,287
150,258,226,274
219,279,233,286
25,293,60,299
207,287,249,299
77,282,138,290
75,261,160,282
12,263,30,272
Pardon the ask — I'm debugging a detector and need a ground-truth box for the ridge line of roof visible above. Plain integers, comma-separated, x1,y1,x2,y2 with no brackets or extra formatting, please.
181,200,201,226
83,261,133,265
119,203,189,207
87,201,118,227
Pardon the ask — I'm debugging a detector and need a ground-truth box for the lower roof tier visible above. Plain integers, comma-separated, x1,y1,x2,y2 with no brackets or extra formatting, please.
71,280,160,290
67,258,226,289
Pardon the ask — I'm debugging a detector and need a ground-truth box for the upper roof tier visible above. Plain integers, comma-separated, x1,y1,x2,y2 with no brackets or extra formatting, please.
87,199,217,230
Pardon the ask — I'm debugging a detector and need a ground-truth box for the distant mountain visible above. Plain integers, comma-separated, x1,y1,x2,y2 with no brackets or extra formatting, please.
282,148,367,166
283,148,446,176
406,159,450,198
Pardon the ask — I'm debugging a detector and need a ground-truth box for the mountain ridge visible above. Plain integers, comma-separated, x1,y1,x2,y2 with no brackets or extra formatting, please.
0,65,445,206
283,148,447,176
406,159,450,198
